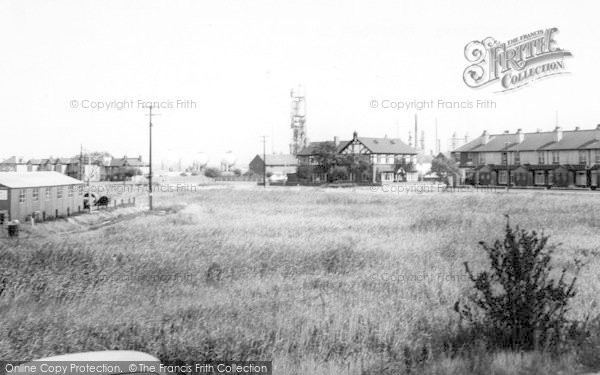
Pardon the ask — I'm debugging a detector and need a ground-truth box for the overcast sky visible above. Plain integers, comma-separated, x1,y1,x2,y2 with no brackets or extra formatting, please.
1,0,599,167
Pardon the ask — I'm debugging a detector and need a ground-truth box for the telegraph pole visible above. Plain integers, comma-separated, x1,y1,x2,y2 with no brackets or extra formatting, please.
79,144,84,180
505,141,510,192
146,105,160,210
261,136,267,188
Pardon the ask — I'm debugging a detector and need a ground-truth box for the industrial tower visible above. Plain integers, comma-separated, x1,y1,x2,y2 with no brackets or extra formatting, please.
289,86,307,155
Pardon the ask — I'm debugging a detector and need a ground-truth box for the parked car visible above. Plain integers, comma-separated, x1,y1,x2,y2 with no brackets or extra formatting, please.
268,172,287,183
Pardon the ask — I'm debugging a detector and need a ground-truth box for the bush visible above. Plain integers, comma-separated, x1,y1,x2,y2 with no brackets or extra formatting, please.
296,165,313,180
455,216,582,351
329,166,349,182
204,167,221,178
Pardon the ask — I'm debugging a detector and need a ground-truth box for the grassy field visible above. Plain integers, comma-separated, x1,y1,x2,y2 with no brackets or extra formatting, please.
1,186,600,374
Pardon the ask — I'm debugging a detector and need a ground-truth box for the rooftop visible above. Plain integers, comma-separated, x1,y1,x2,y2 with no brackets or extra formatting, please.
256,154,298,166
0,172,84,188
298,132,418,156
453,126,600,152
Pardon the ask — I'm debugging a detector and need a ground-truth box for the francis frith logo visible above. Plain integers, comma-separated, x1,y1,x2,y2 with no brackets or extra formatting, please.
463,28,572,92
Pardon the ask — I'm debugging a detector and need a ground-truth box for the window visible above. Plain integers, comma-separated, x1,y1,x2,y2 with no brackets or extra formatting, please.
596,150,600,164
552,151,560,164
479,153,486,165
387,155,395,164
538,151,545,164
501,152,508,165
19,190,26,203
68,186,74,198
45,188,50,200
33,188,39,202
466,153,473,163
514,152,520,165
57,187,63,199
579,150,587,165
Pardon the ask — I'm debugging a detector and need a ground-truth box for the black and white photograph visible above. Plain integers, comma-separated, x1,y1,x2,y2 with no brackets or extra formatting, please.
1,1,600,374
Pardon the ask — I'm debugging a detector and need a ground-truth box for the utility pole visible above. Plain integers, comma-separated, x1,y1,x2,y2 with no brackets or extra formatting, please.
79,144,84,180
435,118,439,155
261,136,267,188
505,141,510,192
414,114,418,151
146,105,160,210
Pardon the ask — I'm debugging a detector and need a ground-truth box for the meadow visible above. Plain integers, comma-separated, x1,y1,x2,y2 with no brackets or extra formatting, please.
1,185,600,374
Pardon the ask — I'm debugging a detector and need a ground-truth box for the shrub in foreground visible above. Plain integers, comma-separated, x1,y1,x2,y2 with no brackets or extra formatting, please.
455,216,583,351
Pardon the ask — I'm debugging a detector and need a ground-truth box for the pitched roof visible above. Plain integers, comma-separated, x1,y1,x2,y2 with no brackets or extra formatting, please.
258,154,298,166
416,153,434,163
69,156,104,165
454,128,600,152
505,132,555,151
297,141,349,156
356,137,418,154
434,152,454,160
541,129,600,150
0,172,84,188
0,156,26,164
462,133,519,152
109,157,147,167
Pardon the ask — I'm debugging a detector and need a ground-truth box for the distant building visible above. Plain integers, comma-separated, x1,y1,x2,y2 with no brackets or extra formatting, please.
106,156,149,181
0,171,84,223
249,154,298,176
0,156,27,173
297,131,419,183
66,156,108,182
26,159,43,172
0,154,152,182
452,125,600,187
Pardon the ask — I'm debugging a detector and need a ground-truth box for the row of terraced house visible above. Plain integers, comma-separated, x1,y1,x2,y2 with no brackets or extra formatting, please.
0,155,149,182
451,125,600,188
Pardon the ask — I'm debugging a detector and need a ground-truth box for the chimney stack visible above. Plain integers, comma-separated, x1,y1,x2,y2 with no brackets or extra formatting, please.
482,130,490,145
517,128,524,143
553,126,563,142
333,136,339,146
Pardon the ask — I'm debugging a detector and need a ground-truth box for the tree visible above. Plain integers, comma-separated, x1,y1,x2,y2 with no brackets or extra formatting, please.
329,166,349,181
296,165,313,180
341,154,370,181
430,154,460,183
204,168,221,178
314,143,343,173
71,151,113,160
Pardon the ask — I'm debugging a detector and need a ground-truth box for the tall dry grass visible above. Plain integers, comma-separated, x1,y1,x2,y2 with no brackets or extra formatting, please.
1,186,600,374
